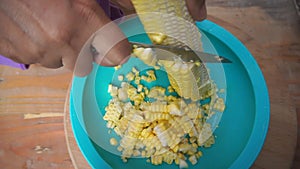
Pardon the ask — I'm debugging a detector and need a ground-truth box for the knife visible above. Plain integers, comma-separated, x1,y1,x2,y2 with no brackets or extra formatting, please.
130,42,232,63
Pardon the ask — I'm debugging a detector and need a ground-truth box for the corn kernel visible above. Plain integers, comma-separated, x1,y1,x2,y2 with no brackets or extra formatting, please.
118,75,124,81
134,76,141,85
133,47,144,57
195,61,201,67
141,151,146,157
179,159,188,168
110,138,118,146
126,72,135,81
168,86,174,93
133,150,141,156
114,65,122,70
188,155,197,165
117,146,123,152
213,98,225,112
154,66,160,70
146,70,154,75
122,157,127,163
175,157,180,165
149,33,167,44
137,84,144,92
132,67,138,74
196,151,203,158
108,84,112,93
172,145,179,152
141,75,148,81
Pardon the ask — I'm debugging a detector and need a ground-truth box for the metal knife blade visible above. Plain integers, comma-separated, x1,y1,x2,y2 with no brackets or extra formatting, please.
130,42,232,63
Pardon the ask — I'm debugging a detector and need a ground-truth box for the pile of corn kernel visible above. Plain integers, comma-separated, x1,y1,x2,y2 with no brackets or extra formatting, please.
103,47,225,168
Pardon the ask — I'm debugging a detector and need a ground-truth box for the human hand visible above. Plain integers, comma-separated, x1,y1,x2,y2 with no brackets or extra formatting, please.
77,0,207,76
0,0,206,76
0,0,131,74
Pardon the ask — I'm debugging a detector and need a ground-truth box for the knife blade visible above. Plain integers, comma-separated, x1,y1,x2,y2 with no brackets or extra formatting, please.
130,41,232,63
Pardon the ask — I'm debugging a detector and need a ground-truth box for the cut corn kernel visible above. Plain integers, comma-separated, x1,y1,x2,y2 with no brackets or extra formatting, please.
195,61,201,67
107,84,112,93
133,47,157,66
134,76,141,85
132,67,138,74
213,98,225,112
195,151,203,158
168,86,175,93
126,72,135,81
114,65,122,70
118,75,124,81
148,32,167,44
179,159,188,169
108,85,118,97
137,84,143,92
188,155,197,165
110,138,118,146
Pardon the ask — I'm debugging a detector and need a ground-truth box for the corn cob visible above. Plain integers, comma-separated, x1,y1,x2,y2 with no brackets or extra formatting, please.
131,0,212,101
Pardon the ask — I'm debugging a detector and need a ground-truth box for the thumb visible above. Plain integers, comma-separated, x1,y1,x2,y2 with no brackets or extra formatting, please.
74,20,131,77
91,22,131,66
73,0,131,77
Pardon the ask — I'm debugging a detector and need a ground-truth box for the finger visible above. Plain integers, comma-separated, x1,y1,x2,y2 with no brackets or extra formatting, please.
186,0,207,21
69,0,108,76
71,0,114,76
72,0,131,74
91,21,131,66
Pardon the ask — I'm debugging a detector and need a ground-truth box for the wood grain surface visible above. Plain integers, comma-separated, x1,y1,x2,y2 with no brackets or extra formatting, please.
0,1,299,169
0,66,73,169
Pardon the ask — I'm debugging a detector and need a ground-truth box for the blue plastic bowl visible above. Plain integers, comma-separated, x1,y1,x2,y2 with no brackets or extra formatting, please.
70,18,269,169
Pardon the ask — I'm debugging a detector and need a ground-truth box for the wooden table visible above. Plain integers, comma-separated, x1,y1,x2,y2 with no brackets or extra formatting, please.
0,1,299,169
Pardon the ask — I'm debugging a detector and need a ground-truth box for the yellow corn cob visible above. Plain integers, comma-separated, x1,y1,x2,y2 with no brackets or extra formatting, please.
131,0,202,50
160,59,203,101
131,0,212,101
